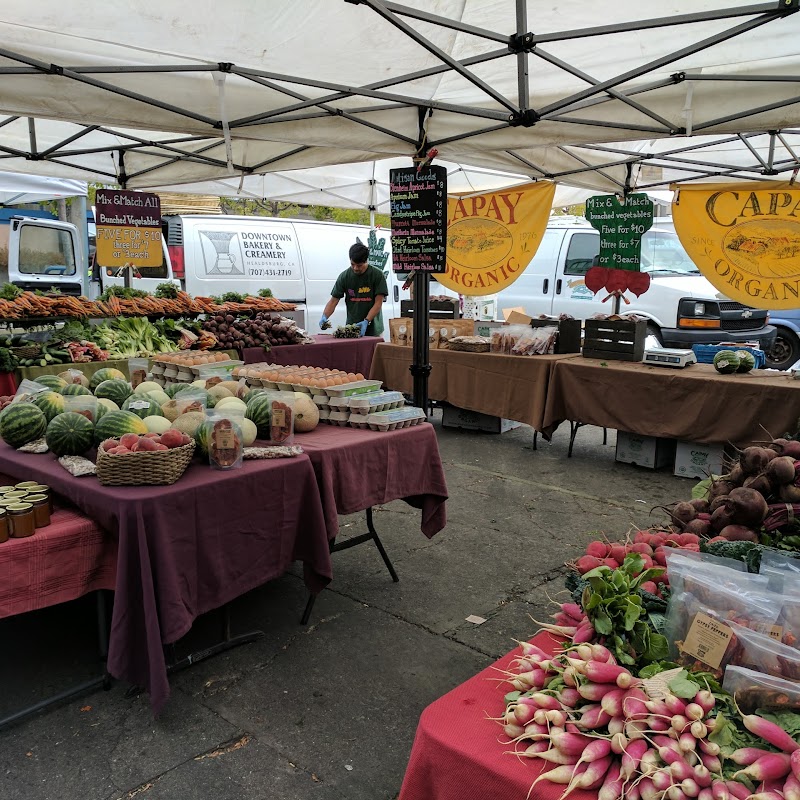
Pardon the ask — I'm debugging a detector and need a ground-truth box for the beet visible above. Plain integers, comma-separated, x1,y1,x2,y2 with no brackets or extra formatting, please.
688,498,710,514
709,495,730,513
743,473,772,496
696,512,712,522
710,505,735,532
728,463,745,486
683,519,711,538
740,446,775,476
726,486,769,528
766,456,796,486
718,524,760,542
770,437,792,454
669,501,697,528
779,484,800,503
709,479,736,500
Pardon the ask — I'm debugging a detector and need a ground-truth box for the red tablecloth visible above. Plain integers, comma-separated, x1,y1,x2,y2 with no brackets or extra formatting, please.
295,422,448,540
399,632,594,800
0,501,116,619
0,372,17,397
0,445,331,715
243,335,381,376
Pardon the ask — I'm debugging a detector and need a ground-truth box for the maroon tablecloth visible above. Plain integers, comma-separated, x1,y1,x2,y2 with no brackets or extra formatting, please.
399,632,592,800
0,445,330,715
295,422,448,540
243,335,381,376
0,500,116,619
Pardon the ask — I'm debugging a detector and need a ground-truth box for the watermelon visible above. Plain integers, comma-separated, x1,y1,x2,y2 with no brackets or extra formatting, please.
0,402,47,448
32,390,66,422
735,350,756,373
245,393,272,438
45,411,94,456
195,419,213,458
122,395,164,419
35,374,67,392
164,383,186,398
713,350,741,374
90,367,127,391
94,379,132,406
60,383,92,397
93,410,148,446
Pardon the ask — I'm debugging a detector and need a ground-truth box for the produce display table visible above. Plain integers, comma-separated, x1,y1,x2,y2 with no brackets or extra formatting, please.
542,358,800,446
243,335,381,376
0,446,331,715
370,344,580,430
297,422,448,540
398,631,589,800
0,501,116,619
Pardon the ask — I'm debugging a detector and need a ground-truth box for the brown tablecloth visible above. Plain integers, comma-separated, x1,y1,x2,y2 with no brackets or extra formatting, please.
243,335,380,376
370,344,580,430
295,423,448,540
0,446,330,716
0,501,116,619
542,358,800,446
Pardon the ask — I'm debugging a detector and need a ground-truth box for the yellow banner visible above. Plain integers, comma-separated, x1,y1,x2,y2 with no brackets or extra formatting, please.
437,181,555,296
672,181,800,309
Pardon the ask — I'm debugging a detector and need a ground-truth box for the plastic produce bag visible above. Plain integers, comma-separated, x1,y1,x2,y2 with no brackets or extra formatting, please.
206,413,244,471
722,664,800,713
760,550,800,596
59,369,86,385
128,358,149,389
664,548,747,596
263,391,295,445
63,395,99,423
511,325,558,355
13,379,49,403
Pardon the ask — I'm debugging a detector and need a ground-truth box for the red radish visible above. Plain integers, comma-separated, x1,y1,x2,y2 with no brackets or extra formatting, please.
792,749,800,780
694,690,715,715
529,762,587,790
600,688,628,717
589,643,615,662
630,542,654,556
679,731,697,752
667,785,688,800
598,762,623,800
700,753,721,773
640,777,659,800
567,754,614,796
664,695,687,716
739,709,800,753
690,722,708,740
578,681,617,702
527,693,561,711
586,540,609,558
573,621,595,644
607,717,625,737
521,741,550,756
733,753,792,782
545,709,566,727
724,781,750,800
711,780,729,800
504,722,524,739
561,602,585,621
584,661,633,686
512,703,537,726
641,580,658,594
681,778,701,797
654,549,668,567
671,714,690,733
670,760,696,783
694,765,712,787
576,704,611,730
533,747,579,765
610,732,628,754
684,702,704,721
550,729,594,756
649,715,671,732
622,688,649,720
602,557,620,570
575,555,603,573
609,544,627,564
621,739,649,779
557,688,580,708
653,769,674,791
699,739,720,757
784,773,800,800
746,794,785,800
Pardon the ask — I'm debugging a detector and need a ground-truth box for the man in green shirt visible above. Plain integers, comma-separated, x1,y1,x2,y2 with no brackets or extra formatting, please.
320,242,389,337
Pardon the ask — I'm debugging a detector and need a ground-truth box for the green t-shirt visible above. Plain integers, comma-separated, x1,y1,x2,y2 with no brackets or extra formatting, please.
331,265,389,336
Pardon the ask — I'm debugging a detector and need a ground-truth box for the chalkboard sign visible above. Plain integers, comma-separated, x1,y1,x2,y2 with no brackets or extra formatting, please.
585,193,653,271
389,165,447,273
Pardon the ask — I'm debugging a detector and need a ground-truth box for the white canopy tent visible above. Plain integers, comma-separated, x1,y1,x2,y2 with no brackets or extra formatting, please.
0,171,86,205
0,1,798,194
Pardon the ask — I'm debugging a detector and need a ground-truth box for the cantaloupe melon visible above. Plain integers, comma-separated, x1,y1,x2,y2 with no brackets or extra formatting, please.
134,381,163,395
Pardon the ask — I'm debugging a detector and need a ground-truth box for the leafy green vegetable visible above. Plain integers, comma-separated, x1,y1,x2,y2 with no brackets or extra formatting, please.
638,661,680,679
757,709,800,740
0,283,22,301
99,285,150,301
691,476,716,500
668,669,702,699
155,282,178,299
220,291,246,304
257,288,273,298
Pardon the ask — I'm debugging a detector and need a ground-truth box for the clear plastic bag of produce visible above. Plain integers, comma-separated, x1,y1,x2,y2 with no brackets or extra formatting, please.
490,325,529,355
205,413,244,471
759,550,800,596
62,395,99,423
665,548,758,596
722,664,800,713
665,580,783,677
13,379,49,403
59,368,86,386
511,325,558,356
262,391,295,445
728,621,800,678
128,358,149,389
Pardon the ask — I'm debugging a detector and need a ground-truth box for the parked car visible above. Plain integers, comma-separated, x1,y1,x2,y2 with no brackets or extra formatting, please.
764,309,800,370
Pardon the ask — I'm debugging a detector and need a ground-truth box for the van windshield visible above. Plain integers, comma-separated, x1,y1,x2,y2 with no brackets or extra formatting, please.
640,229,700,275
18,224,77,276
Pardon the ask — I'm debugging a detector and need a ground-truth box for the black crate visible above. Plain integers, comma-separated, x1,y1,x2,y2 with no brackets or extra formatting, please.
400,300,459,320
582,319,646,362
529,318,581,354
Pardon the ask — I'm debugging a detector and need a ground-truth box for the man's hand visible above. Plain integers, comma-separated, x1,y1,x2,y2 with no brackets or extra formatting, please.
356,320,369,337
319,314,331,330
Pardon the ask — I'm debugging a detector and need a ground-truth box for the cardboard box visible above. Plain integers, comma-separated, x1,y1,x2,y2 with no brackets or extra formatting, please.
673,440,727,479
473,320,505,338
441,405,521,434
502,306,527,322
504,309,533,326
615,431,676,469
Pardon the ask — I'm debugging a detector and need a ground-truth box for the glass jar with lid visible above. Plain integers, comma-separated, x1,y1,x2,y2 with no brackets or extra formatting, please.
8,502,35,538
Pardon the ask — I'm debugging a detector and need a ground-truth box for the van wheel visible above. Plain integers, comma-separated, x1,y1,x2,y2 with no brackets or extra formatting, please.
646,325,663,347
766,326,800,370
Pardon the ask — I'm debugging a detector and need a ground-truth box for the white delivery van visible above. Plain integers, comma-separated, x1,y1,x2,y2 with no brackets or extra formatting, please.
7,214,409,337
489,217,776,349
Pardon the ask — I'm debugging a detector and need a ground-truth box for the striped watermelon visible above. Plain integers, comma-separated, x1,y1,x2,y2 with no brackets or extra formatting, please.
61,383,92,397
90,367,127,391
94,379,132,406
0,402,47,448
122,395,164,419
245,393,272,438
35,374,68,392
93,410,148,446
164,384,186,399
32,390,66,422
195,419,213,458
45,411,94,456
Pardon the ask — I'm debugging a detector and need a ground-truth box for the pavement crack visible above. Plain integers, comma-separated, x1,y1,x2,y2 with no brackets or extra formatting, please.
193,732,251,760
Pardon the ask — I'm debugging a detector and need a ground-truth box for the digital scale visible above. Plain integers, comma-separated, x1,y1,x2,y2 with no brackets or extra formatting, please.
643,347,697,368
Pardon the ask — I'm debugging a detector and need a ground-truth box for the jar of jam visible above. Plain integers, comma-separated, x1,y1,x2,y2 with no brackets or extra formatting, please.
0,509,8,543
28,485,52,514
27,494,50,528
15,481,39,490
8,502,35,538
4,491,27,501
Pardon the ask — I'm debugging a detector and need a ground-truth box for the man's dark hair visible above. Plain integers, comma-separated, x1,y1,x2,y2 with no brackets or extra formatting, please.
349,242,370,264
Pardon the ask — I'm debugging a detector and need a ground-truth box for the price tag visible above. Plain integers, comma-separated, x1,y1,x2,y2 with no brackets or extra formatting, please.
215,427,236,449
769,625,784,641
272,408,286,427
131,369,147,388
680,612,733,670
129,400,150,410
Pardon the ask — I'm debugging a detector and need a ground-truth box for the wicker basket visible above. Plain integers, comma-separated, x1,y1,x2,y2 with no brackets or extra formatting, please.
96,440,196,486
11,345,42,360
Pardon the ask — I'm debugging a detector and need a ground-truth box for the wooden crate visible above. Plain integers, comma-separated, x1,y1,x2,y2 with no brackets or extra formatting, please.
530,318,581,354
582,319,646,362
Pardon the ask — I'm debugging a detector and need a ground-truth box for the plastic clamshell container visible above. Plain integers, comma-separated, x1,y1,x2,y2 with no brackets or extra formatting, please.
348,391,405,414
313,394,330,407
366,407,426,431
328,410,350,426
323,380,383,398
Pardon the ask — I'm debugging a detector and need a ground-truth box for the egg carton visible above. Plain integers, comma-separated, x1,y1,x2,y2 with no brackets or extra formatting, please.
347,391,405,415
313,394,330,407
317,407,331,421
328,410,350,426
321,380,383,398
188,359,243,376
327,396,353,410
362,407,427,432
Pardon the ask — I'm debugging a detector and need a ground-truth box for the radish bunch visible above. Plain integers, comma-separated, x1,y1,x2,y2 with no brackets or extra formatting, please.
498,640,800,800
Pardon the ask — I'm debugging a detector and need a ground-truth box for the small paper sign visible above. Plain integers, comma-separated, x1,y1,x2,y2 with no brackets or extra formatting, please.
680,612,733,670
272,408,286,427
129,400,151,410
769,625,784,641
215,428,236,449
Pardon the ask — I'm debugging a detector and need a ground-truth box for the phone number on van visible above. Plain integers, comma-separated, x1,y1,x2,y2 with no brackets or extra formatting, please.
247,268,295,277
